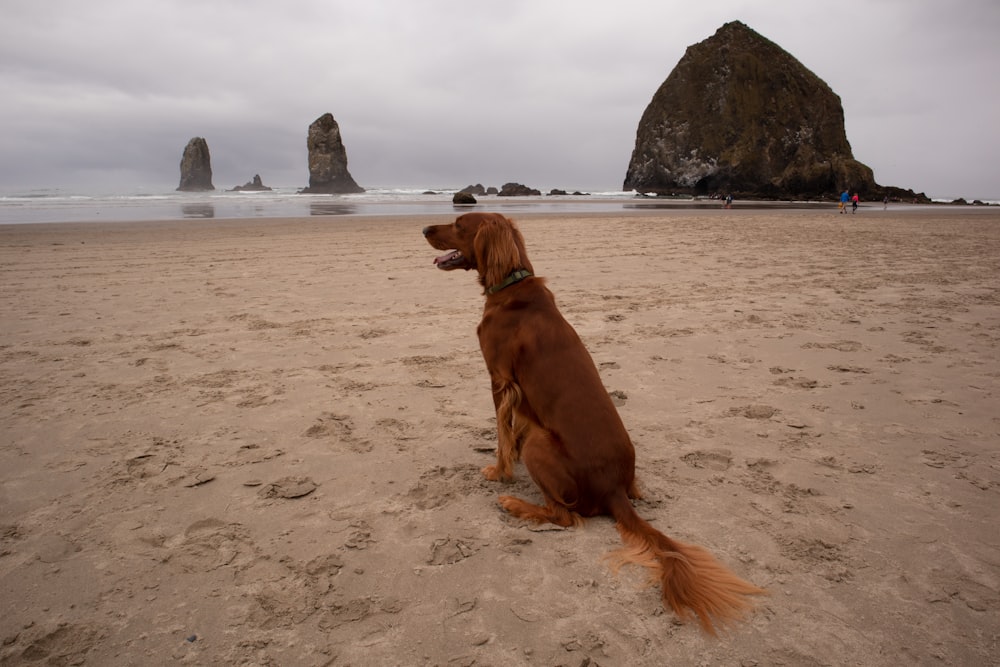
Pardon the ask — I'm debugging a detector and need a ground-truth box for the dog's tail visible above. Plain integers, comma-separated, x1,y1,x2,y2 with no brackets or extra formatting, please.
606,490,766,635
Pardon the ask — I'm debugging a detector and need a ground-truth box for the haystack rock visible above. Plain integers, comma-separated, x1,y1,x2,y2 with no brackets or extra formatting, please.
177,137,215,191
299,113,364,194
624,21,876,198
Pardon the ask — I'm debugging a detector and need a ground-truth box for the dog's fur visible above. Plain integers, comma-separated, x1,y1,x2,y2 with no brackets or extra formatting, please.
422,212,764,634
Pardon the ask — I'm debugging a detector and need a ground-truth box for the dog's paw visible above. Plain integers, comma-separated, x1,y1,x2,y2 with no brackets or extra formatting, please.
482,464,512,482
498,495,523,514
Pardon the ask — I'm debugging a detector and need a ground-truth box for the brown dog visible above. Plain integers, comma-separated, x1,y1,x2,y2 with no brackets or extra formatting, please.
422,212,764,633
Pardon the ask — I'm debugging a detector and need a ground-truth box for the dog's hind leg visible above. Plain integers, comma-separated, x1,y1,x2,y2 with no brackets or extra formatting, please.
498,427,582,527
498,495,580,527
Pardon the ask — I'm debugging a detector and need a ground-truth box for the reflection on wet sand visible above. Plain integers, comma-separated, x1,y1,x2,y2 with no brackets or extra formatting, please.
310,201,358,216
181,203,215,218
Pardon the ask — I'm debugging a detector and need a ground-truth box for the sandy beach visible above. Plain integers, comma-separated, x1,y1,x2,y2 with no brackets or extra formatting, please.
1,207,998,665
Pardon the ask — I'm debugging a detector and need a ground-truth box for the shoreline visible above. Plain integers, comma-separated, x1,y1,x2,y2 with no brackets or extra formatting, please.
2,209,998,664
2,190,996,226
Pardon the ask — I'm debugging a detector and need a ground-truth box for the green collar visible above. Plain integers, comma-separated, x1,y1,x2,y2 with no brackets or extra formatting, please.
486,269,532,295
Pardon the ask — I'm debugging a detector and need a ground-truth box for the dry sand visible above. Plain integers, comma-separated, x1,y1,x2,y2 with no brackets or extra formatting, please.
1,208,998,666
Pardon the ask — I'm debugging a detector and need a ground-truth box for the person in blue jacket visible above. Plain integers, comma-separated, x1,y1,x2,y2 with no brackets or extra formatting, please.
839,189,850,214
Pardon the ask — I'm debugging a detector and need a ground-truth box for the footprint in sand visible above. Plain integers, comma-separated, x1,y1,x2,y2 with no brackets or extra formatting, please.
920,449,966,469
427,536,486,565
680,449,732,471
257,476,318,499
727,404,779,420
801,340,864,352
166,518,255,573
406,464,489,510
243,554,347,630
228,313,283,331
34,534,81,563
827,364,871,374
776,535,851,582
315,596,403,631
304,413,371,452
773,376,821,389
343,520,374,550
3,623,104,666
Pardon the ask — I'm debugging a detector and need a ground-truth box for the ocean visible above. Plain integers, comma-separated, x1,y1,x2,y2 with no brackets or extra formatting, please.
0,186,654,225
1,186,994,225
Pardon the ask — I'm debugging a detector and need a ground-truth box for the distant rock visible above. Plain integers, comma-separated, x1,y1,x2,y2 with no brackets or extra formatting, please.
459,184,487,196
486,186,499,195
177,137,215,192
498,182,541,197
452,191,477,205
624,21,877,199
230,174,272,192
549,189,568,196
299,113,364,194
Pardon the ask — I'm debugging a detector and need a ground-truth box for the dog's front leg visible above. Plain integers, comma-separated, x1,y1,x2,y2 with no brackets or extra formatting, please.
482,378,522,482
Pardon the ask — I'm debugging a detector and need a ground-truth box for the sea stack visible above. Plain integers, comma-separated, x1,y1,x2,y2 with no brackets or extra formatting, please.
624,21,876,198
299,113,364,194
230,174,273,192
176,137,215,192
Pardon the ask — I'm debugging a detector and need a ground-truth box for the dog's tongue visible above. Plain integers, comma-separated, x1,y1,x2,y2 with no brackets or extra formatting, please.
433,250,461,265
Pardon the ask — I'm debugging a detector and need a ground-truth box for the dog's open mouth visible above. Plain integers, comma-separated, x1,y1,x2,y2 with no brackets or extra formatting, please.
433,250,465,269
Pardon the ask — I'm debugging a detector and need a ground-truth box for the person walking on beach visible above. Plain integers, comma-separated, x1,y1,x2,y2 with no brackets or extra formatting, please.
725,193,733,209
851,193,859,214
839,189,849,214
883,195,889,210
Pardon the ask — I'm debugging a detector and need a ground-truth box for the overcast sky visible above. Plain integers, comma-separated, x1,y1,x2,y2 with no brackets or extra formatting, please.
2,0,997,199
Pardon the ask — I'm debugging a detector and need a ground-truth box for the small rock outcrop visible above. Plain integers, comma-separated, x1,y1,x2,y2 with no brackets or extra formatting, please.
624,21,877,198
230,174,273,192
177,137,215,191
452,191,477,205
497,182,541,197
459,184,487,196
299,113,364,194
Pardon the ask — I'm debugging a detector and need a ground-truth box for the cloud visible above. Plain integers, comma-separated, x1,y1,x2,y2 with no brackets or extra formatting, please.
1,0,998,197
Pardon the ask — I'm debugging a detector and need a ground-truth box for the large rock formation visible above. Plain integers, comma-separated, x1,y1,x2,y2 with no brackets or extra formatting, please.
299,113,364,194
177,137,215,191
624,21,876,198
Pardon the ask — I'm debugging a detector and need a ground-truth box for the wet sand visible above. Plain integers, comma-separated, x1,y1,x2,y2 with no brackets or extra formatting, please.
1,208,998,665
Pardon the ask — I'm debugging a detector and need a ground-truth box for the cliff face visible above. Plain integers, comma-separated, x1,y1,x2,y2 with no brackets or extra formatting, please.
299,113,364,194
177,137,215,192
624,21,876,198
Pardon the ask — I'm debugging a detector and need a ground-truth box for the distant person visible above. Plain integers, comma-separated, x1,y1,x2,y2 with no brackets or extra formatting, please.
883,195,889,210
725,193,733,209
839,189,849,214
851,193,859,214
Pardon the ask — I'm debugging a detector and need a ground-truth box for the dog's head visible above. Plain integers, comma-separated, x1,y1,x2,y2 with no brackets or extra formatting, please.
422,212,533,293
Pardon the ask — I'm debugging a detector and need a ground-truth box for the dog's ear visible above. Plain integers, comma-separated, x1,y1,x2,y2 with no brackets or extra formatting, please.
474,214,524,290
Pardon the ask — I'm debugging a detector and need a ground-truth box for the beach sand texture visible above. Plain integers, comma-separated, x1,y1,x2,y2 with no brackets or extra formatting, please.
1,210,998,665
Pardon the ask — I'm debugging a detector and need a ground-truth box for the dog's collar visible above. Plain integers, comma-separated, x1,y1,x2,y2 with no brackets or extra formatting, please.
486,269,532,295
